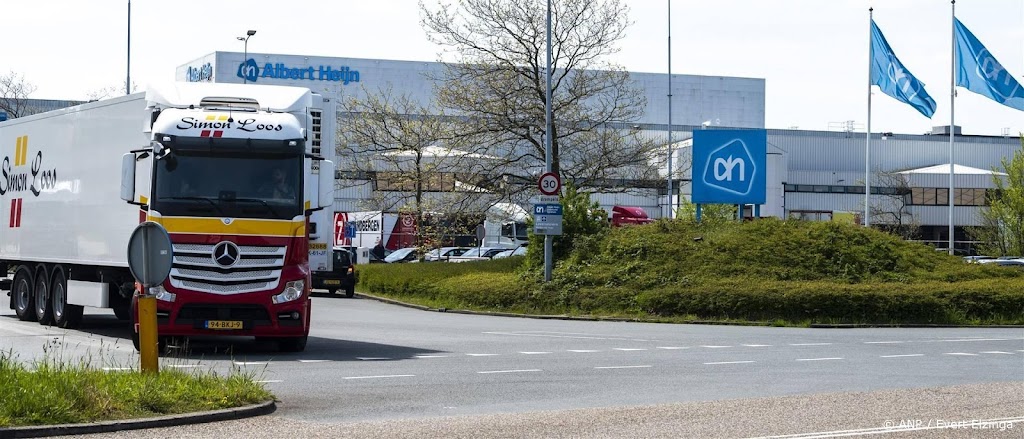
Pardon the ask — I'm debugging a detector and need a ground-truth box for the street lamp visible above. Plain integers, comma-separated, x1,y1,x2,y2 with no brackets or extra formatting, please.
237,30,256,83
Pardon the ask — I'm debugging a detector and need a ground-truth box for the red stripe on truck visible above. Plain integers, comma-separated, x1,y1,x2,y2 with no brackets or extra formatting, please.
8,199,15,227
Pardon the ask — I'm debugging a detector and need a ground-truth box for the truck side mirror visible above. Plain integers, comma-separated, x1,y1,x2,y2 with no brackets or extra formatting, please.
120,153,136,203
318,159,335,209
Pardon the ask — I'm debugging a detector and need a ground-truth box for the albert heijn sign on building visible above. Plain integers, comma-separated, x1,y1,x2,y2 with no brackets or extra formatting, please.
691,129,766,205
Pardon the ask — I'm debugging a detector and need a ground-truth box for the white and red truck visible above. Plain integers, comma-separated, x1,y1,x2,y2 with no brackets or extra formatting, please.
0,82,335,352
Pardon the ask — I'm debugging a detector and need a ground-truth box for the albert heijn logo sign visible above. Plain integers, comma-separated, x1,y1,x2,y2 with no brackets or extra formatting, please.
691,129,766,205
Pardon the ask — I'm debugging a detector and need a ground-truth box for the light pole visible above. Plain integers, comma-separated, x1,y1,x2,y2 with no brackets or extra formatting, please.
237,30,256,83
126,0,131,95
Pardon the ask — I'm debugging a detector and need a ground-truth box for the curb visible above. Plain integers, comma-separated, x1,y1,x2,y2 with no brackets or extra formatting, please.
353,293,1024,329
0,400,276,439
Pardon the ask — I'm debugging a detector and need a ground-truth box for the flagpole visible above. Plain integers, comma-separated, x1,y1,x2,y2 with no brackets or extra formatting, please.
865,8,873,228
948,0,956,255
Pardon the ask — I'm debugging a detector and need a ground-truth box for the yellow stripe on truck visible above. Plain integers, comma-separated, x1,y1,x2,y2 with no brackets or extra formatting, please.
149,217,305,237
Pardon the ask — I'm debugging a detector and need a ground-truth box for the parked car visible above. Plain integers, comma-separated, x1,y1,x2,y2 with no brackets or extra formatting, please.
384,247,419,263
311,247,357,297
424,247,471,262
493,246,528,259
963,255,995,263
448,246,513,263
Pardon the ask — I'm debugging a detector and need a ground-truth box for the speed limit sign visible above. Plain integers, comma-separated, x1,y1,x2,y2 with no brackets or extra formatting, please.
538,172,561,196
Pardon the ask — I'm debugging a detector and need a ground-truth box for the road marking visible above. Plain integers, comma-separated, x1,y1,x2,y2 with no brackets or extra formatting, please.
102,367,132,371
744,415,1024,438
356,357,391,361
477,369,542,374
613,348,647,351
741,344,772,347
343,374,415,380
233,362,268,366
519,351,551,355
704,361,756,365
795,357,843,362
700,345,732,348
943,352,978,356
880,354,924,358
656,346,689,350
414,355,449,359
466,353,499,357
483,331,650,342
595,365,652,369
568,349,600,353
297,359,331,363
936,338,1008,342
864,341,904,344
167,364,201,368
255,380,282,383
980,351,1014,355
789,343,832,346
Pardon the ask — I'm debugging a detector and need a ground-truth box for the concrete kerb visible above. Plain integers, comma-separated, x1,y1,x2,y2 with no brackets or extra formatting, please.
0,400,276,439
353,292,1024,329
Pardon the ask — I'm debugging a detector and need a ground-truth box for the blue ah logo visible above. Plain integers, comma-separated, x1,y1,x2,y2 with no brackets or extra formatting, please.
237,59,259,83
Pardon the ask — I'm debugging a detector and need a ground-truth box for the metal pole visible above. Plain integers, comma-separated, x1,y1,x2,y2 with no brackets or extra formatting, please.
865,8,872,227
544,0,554,282
243,38,249,84
949,0,956,255
667,0,673,219
126,0,131,95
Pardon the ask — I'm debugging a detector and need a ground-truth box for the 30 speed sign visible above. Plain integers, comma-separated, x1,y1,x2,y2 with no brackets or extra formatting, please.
538,172,561,196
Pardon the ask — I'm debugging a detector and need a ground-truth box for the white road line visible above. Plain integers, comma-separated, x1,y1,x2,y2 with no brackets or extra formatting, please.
255,380,283,383
233,362,268,366
356,357,391,361
789,343,832,346
482,331,650,342
864,341,904,344
656,346,689,350
745,415,1024,439
477,369,542,374
700,345,732,348
795,357,844,362
166,364,201,368
880,354,924,358
943,352,978,356
613,348,647,351
297,359,331,363
936,338,1008,342
595,365,652,369
466,353,499,357
519,351,551,355
704,361,756,365
568,349,600,353
741,344,772,347
343,374,415,380
102,367,132,371
414,355,449,359
980,351,1014,355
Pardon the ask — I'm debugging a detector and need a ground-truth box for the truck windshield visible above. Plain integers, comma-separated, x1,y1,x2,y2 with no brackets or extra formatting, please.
152,150,303,220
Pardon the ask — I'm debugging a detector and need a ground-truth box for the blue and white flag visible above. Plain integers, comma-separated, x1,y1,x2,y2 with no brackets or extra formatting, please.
870,20,937,118
954,18,1024,111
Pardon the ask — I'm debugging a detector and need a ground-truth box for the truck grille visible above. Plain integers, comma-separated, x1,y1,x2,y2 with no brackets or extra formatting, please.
169,243,286,295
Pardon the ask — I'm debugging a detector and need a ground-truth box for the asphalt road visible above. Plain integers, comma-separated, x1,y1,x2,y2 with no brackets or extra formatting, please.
2,293,1023,437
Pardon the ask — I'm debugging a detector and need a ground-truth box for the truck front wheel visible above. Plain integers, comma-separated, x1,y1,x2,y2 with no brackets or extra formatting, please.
50,267,82,329
12,267,35,321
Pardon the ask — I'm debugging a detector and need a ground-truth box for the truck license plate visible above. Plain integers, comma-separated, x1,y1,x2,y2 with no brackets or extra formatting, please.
324,280,341,285
205,320,243,330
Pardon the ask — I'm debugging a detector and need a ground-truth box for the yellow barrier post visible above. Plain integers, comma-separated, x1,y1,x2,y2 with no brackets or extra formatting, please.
138,292,159,373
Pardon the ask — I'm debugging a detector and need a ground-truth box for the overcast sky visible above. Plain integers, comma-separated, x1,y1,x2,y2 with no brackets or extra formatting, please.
3,0,1022,136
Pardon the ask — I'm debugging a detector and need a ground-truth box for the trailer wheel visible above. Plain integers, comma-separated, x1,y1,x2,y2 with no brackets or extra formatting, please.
278,336,307,352
50,267,82,329
12,267,35,321
33,267,54,326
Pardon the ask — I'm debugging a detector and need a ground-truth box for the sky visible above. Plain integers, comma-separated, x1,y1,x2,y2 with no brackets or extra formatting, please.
3,0,1022,136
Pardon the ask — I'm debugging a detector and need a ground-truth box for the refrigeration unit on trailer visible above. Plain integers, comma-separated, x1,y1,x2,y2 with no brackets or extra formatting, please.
0,82,335,352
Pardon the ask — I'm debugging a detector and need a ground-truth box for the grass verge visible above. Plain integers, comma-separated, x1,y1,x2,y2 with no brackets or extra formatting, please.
0,340,273,428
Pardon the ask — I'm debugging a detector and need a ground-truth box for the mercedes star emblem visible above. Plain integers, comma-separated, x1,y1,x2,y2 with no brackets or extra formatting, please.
212,241,240,267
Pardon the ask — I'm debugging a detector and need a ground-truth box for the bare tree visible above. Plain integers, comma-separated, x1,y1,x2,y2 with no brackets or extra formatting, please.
419,0,662,196
0,71,37,119
87,81,140,101
870,170,919,239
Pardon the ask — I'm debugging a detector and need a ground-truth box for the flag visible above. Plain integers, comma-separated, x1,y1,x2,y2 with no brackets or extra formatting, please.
870,19,937,118
954,18,1024,111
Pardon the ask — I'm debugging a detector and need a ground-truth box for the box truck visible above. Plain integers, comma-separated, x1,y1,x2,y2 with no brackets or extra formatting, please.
0,82,335,352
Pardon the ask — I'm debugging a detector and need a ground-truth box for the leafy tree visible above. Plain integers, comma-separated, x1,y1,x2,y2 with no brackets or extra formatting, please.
0,71,37,119
675,199,738,227
419,0,662,196
526,183,608,267
970,135,1024,256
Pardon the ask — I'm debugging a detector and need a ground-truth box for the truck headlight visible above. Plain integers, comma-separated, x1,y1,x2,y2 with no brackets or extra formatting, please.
151,286,176,303
272,280,304,304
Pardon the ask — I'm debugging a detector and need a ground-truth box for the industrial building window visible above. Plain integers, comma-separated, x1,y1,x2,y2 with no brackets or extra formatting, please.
909,187,988,206
788,210,833,221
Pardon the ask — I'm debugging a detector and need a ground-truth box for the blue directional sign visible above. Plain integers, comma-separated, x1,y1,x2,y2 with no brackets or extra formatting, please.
533,203,563,235
692,129,766,204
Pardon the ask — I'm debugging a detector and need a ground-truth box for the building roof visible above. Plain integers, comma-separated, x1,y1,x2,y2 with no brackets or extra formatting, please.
898,163,1006,176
